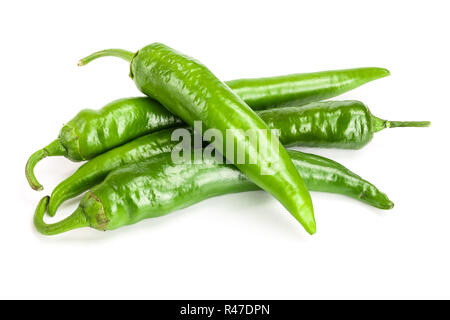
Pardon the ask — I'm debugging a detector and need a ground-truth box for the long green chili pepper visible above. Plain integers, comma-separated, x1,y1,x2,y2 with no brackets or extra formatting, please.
47,101,429,216
225,68,390,110
258,100,430,149
79,43,318,234
35,150,394,236
26,66,389,191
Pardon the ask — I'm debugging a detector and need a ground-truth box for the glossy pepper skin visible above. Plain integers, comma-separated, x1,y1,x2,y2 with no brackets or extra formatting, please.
26,66,390,191
46,100,429,216
25,97,183,191
79,43,316,234
34,150,394,235
227,67,390,110
259,100,430,149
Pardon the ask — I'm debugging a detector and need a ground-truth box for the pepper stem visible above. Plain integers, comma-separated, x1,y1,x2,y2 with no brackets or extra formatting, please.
372,116,431,133
388,121,431,128
77,49,134,66
25,139,67,191
34,196,89,235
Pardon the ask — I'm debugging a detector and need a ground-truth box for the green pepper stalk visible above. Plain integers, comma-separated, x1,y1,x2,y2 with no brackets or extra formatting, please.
46,101,429,217
35,150,394,236
25,140,67,191
34,197,88,235
26,65,390,191
372,117,431,131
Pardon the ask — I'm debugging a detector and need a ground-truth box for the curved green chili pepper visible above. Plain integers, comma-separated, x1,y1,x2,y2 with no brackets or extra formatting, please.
25,97,183,191
47,101,428,217
34,150,394,236
26,65,390,191
79,43,317,234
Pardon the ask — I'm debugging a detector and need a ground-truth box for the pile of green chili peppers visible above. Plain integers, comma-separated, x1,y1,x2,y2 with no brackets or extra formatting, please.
27,43,430,236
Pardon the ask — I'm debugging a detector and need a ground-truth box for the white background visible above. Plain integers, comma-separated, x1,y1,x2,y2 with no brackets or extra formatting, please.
0,0,448,299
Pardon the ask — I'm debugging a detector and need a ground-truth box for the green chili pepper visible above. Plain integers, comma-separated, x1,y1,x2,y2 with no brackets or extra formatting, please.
25,97,183,191
226,67,390,110
258,100,430,149
34,149,394,236
26,66,390,191
79,43,319,234
47,101,429,217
